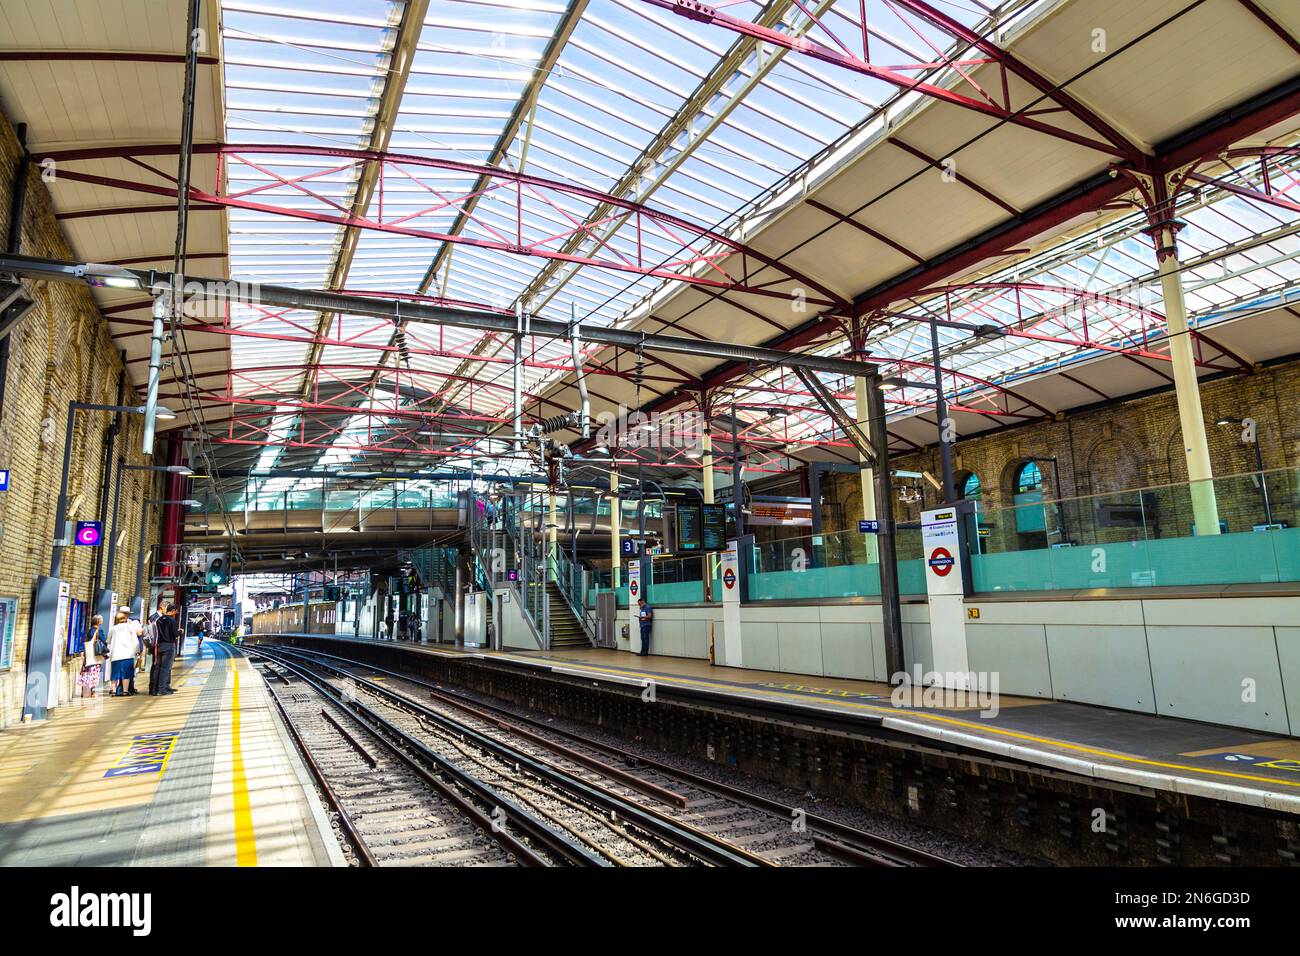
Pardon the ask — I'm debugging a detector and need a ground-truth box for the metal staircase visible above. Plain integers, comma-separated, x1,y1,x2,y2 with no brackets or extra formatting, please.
465,488,597,650
544,579,588,647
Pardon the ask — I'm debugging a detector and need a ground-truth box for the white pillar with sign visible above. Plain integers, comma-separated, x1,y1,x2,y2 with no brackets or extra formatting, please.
920,507,970,687
626,561,642,653
716,540,743,667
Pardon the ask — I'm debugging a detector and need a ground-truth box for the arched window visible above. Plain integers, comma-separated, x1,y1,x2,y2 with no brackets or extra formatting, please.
1016,460,1043,493
961,472,981,499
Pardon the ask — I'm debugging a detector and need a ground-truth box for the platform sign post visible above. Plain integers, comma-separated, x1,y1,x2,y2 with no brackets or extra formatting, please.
921,507,971,688
626,561,642,653
23,576,69,721
716,540,743,667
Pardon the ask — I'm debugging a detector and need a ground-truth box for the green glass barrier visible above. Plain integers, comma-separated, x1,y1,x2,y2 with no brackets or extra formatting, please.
649,580,706,604
749,563,880,600
971,528,1300,591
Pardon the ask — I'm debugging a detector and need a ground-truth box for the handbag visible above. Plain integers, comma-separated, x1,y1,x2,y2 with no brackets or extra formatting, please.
92,627,107,658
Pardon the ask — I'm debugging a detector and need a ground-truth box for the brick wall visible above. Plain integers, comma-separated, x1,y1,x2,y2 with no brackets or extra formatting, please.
0,110,164,727
823,359,1300,551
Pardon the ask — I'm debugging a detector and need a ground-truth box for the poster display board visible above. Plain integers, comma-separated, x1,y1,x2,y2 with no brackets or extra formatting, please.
921,507,970,685
626,561,643,652
716,540,743,667
0,597,17,670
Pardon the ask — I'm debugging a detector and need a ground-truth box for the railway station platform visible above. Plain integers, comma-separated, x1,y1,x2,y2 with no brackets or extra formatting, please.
0,639,342,867
260,634,1300,817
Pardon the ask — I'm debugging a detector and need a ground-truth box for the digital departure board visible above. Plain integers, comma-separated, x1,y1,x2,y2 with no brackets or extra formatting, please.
676,504,702,551
702,503,727,550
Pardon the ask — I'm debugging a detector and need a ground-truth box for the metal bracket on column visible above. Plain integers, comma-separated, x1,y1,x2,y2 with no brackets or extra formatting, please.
794,366,876,463
142,291,169,455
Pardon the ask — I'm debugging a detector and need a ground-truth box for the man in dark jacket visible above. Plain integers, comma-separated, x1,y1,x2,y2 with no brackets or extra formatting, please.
149,603,180,695
637,597,653,657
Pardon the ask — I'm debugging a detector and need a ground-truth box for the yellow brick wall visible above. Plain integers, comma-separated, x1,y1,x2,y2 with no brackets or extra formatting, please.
824,360,1300,549
0,110,164,726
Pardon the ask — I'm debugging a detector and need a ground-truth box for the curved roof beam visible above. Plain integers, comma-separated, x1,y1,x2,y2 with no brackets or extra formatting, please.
635,0,1146,162
38,142,848,310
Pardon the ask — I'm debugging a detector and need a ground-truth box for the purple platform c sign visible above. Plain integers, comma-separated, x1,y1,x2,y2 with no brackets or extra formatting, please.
74,520,103,546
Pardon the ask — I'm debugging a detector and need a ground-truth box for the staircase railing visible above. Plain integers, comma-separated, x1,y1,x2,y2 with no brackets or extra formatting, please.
466,491,548,648
552,547,597,644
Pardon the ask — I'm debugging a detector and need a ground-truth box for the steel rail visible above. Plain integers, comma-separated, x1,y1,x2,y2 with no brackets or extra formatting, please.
272,644,958,867
260,645,768,867
262,670,377,867
248,648,596,866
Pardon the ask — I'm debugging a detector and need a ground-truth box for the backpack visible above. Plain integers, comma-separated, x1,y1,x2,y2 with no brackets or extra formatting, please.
142,617,159,649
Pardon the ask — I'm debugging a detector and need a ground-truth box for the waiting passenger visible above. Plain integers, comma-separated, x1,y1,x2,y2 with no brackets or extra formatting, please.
149,602,180,696
106,611,139,698
124,607,143,695
637,597,653,657
79,614,105,698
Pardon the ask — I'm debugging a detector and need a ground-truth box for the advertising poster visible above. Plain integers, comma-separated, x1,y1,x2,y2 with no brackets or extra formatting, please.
0,597,16,670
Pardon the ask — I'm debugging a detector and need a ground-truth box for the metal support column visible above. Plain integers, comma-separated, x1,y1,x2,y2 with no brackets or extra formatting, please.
853,377,880,562
96,455,127,628
48,403,79,579
547,489,557,573
729,405,744,538
700,430,714,504
929,317,956,504
701,428,715,600
1152,177,1220,535
864,372,904,678
91,365,125,603
141,294,167,456
609,466,621,589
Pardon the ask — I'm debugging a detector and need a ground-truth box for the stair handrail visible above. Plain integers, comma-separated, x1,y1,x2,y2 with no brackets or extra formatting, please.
551,547,598,644
469,492,549,648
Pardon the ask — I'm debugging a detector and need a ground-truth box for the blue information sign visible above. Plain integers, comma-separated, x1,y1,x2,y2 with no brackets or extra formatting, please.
0,469,8,491
74,520,103,546
858,519,879,533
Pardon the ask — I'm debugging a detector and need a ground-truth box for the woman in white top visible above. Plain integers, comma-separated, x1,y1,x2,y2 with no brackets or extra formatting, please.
79,614,104,698
106,610,140,698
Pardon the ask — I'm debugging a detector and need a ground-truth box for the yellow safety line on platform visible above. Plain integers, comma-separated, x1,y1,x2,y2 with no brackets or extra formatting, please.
229,657,259,866
478,651,1300,793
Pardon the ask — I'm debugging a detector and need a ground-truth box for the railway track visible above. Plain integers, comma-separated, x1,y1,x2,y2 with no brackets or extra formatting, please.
262,654,593,866
257,644,960,868
255,647,770,866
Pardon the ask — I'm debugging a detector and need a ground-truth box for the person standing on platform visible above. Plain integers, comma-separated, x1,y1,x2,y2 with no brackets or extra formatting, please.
121,607,143,696
106,610,139,698
149,603,180,696
79,614,105,698
138,597,164,687
637,597,654,657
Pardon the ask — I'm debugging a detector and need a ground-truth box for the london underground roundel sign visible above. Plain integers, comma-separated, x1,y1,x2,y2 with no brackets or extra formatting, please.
928,547,954,576
722,567,736,590
629,579,639,598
